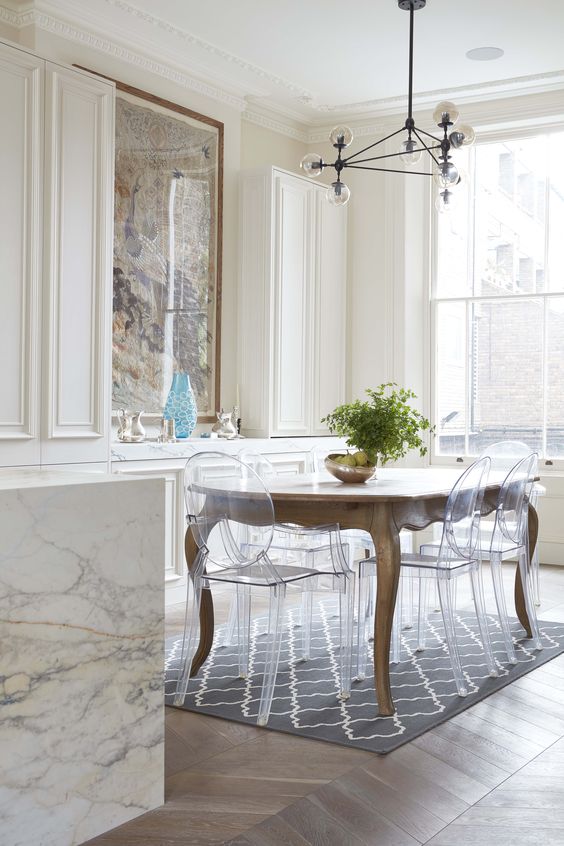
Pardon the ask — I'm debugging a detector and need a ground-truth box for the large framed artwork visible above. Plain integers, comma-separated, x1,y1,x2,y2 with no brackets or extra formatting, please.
110,80,223,422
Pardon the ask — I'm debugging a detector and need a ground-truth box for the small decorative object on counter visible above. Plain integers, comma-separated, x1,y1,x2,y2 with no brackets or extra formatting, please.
157,417,176,443
212,409,238,439
163,372,197,439
116,409,146,442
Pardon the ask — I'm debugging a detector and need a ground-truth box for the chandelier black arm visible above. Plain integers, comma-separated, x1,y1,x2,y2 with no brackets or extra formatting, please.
343,126,407,164
345,164,433,176
413,125,443,144
412,128,441,166
342,145,441,167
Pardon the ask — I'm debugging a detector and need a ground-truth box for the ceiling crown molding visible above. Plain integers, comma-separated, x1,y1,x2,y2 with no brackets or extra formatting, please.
0,2,253,111
242,107,308,144
310,69,564,118
103,0,313,103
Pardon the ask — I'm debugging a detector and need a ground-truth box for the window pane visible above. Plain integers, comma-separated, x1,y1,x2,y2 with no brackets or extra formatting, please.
472,138,548,297
435,148,471,298
547,297,564,457
435,301,467,455
547,134,564,292
469,299,543,454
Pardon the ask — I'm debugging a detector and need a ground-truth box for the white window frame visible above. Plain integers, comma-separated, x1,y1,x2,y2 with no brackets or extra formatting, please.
430,122,564,472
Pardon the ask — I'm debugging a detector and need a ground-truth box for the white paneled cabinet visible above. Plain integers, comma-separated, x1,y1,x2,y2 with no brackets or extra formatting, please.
239,167,346,438
0,40,114,467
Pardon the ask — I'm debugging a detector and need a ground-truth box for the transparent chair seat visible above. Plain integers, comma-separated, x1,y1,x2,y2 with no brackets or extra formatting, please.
174,452,355,727
204,562,345,587
356,457,498,696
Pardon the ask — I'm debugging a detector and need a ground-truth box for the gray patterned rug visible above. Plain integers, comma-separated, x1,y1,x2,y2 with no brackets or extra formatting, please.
165,601,564,753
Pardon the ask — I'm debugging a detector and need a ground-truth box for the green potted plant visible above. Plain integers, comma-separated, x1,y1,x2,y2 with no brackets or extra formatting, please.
321,383,433,482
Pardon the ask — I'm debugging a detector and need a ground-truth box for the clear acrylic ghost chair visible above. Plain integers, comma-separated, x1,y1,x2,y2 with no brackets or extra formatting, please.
357,457,498,696
221,449,351,659
174,452,355,725
474,452,542,659
422,445,542,662
476,442,543,607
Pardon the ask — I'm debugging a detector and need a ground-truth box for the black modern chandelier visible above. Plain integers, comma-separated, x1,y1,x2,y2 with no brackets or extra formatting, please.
300,0,475,209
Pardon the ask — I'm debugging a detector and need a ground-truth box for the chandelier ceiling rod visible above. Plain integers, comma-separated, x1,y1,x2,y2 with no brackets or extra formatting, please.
299,0,476,210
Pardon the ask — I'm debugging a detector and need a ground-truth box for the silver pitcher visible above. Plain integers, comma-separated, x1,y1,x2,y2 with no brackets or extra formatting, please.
116,409,146,442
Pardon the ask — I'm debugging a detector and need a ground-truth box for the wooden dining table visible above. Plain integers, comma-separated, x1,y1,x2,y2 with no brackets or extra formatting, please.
185,466,537,717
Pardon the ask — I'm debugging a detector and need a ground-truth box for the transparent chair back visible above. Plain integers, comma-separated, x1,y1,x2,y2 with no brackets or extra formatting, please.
436,456,491,568
185,451,275,576
493,452,536,552
479,440,537,475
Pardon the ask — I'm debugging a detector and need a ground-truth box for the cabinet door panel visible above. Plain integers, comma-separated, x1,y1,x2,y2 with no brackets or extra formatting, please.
42,64,114,464
0,44,43,465
312,194,347,434
273,175,312,436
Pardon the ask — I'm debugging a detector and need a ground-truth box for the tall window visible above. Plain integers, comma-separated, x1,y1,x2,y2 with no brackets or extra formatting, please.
433,131,564,463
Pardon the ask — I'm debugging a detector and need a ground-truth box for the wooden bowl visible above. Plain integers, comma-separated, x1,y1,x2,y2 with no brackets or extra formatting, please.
324,453,376,484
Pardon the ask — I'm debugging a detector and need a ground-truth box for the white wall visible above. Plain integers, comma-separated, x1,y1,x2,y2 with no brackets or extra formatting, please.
241,120,306,173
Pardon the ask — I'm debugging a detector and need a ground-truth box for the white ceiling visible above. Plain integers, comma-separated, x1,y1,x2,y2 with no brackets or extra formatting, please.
23,0,564,122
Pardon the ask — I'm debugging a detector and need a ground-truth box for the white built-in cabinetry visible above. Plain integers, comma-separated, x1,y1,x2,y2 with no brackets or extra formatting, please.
238,166,347,438
0,40,114,467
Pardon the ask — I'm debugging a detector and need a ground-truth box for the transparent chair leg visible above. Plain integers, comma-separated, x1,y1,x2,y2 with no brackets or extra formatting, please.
391,581,403,664
416,575,429,652
489,554,517,664
223,594,237,647
356,571,371,681
173,573,203,706
257,585,286,727
403,571,414,629
518,550,543,651
301,590,313,661
432,579,440,612
469,568,498,678
237,584,251,678
532,545,541,606
338,577,355,699
437,575,467,696
368,575,376,642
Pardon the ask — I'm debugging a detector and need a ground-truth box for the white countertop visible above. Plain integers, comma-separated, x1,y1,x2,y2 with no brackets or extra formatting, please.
0,467,154,490
111,436,347,462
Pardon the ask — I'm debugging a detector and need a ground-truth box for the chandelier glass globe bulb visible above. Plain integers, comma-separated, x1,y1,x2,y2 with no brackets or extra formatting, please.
435,188,457,213
329,125,354,148
300,153,324,178
327,181,351,206
434,160,459,189
433,100,460,127
450,123,476,149
399,138,422,165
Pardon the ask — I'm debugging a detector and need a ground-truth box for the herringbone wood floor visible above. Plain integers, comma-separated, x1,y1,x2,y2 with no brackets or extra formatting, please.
85,564,564,846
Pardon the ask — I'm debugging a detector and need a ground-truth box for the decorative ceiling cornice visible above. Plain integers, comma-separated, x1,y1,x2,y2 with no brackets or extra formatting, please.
311,69,564,117
242,108,308,144
0,2,250,111
104,0,313,102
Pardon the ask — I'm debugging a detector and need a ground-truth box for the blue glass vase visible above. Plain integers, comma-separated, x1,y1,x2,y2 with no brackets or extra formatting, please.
163,372,197,438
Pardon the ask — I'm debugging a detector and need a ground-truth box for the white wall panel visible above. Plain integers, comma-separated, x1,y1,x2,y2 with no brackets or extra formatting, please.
0,43,43,465
273,173,312,436
42,63,114,464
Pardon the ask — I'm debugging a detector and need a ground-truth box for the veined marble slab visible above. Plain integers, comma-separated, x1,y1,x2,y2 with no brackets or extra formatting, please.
0,472,165,846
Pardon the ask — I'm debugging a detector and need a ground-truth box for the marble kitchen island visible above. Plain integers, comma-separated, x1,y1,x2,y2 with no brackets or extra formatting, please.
0,469,166,846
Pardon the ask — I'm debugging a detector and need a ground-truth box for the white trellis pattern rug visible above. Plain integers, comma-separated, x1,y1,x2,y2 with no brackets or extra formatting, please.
165,601,564,753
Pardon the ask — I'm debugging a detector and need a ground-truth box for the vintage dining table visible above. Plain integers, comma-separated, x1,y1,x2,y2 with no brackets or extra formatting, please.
185,466,538,717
